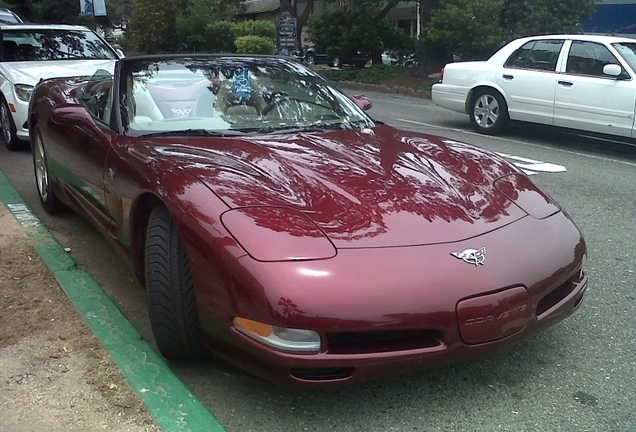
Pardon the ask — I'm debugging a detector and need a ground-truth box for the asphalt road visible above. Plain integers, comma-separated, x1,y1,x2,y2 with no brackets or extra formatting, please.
1,92,635,431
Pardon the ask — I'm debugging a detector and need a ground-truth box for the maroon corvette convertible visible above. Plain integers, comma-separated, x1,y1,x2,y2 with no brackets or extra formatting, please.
27,54,587,386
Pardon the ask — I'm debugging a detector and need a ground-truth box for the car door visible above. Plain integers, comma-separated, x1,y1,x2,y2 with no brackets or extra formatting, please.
47,74,118,233
553,40,636,137
496,39,564,125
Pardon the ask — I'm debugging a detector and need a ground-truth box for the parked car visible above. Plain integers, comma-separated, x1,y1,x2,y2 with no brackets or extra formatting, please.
302,46,370,68
0,8,22,24
382,50,416,67
0,23,122,150
432,34,636,137
29,54,587,387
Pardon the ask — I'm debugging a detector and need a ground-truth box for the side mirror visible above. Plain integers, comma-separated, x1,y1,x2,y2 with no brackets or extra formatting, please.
50,103,96,128
116,48,125,59
603,64,623,77
351,94,372,111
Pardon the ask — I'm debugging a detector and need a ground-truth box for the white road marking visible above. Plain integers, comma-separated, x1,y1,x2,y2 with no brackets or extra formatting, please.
396,118,636,168
495,152,567,175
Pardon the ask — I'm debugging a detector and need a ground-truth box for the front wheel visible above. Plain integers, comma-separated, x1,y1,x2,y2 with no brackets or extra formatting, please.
331,56,341,68
1,97,22,151
469,89,509,135
145,206,206,361
305,53,315,65
32,124,64,213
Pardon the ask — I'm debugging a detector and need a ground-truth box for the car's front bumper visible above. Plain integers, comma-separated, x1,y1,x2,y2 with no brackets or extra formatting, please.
11,98,29,141
191,211,588,387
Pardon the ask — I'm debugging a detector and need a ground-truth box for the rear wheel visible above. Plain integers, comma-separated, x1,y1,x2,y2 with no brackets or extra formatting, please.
305,53,315,65
32,124,64,213
145,206,206,361
1,97,22,151
469,88,509,135
332,56,341,68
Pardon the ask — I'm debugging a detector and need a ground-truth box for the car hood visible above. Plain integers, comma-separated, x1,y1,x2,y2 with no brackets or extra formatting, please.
141,125,528,248
0,59,116,85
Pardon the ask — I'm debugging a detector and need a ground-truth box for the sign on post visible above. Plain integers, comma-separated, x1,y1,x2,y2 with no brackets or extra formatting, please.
277,11,298,55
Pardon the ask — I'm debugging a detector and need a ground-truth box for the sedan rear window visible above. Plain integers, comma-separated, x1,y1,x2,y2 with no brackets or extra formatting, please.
505,40,564,71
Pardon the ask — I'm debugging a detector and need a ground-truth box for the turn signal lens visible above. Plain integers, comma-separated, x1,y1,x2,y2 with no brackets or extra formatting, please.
233,317,321,353
233,317,273,337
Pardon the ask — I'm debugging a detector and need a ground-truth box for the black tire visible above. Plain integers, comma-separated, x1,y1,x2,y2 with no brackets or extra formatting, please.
305,53,315,65
1,97,23,151
145,206,206,361
469,88,509,135
332,56,341,68
31,124,64,213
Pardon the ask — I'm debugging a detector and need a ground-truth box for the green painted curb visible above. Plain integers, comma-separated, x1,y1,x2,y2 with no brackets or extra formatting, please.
0,170,226,432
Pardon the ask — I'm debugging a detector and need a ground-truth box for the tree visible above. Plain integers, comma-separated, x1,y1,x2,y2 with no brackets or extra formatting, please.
130,0,188,53
307,10,412,65
422,0,596,68
175,0,242,52
501,0,595,37
426,0,506,60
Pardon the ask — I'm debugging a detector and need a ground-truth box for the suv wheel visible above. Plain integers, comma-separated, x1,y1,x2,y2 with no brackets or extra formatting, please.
1,97,22,151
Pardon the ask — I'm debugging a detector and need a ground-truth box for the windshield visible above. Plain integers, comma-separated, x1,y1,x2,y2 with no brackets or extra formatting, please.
2,29,117,61
121,56,375,136
613,42,636,72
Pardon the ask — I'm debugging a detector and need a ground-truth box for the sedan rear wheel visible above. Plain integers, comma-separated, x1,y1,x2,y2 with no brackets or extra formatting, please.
32,125,63,213
145,206,206,361
469,89,509,135
332,56,341,68
305,53,315,65
1,97,22,151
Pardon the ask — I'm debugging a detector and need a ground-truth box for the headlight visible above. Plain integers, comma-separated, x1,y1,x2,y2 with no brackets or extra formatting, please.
14,84,34,102
233,317,321,353
221,206,336,261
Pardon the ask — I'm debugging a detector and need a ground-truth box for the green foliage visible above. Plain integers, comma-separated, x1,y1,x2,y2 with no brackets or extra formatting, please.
424,0,597,62
307,11,410,63
319,64,407,84
175,0,239,52
427,0,506,60
234,35,276,55
168,0,275,54
231,20,276,41
130,0,186,54
501,0,596,37
205,21,235,53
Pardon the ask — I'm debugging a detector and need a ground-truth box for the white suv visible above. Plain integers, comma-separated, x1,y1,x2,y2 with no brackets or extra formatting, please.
0,24,122,150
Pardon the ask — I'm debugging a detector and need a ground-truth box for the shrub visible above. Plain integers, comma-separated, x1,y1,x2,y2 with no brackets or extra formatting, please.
234,35,275,55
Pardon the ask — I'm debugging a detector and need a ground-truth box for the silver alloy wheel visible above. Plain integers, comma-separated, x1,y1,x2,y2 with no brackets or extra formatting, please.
0,102,12,144
473,94,500,129
33,131,49,202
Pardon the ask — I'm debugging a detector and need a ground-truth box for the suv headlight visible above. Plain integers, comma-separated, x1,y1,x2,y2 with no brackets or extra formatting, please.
14,84,34,102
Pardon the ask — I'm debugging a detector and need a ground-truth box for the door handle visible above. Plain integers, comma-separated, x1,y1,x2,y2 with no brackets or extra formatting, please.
558,80,573,87
502,74,514,80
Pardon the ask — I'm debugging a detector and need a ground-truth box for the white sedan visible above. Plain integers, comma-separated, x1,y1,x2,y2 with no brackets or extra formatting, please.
432,34,636,137
0,24,121,150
